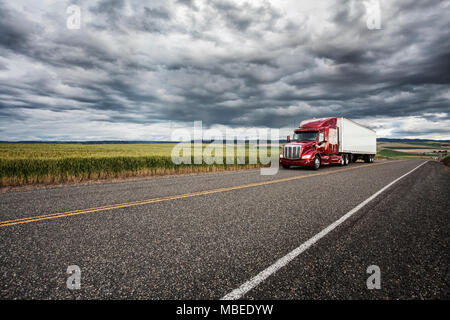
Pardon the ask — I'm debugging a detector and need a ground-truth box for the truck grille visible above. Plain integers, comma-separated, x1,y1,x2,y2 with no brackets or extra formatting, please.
284,145,301,159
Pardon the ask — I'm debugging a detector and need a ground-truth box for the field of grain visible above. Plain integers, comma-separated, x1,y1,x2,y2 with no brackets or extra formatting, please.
0,143,274,188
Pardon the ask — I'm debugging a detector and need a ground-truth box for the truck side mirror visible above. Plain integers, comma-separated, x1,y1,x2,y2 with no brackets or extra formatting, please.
287,135,290,143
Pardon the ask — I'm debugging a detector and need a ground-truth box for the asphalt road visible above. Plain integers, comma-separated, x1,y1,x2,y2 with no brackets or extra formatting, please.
0,160,448,299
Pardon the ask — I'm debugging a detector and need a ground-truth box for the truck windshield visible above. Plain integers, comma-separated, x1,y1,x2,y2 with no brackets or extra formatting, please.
293,131,318,141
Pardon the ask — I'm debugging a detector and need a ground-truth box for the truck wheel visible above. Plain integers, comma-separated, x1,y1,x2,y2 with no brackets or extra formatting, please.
340,155,345,166
282,165,290,169
313,155,321,170
364,155,370,163
344,154,349,166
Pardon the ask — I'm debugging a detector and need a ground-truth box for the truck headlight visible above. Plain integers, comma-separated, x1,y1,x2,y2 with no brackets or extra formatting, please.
280,154,284,158
302,154,312,159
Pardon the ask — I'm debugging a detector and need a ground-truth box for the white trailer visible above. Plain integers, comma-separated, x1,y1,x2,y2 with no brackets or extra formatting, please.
337,117,376,162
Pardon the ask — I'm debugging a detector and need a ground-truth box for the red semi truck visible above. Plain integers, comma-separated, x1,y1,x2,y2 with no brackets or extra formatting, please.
280,117,377,170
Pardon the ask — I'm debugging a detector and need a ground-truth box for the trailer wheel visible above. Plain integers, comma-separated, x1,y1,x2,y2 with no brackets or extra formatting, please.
282,165,290,169
313,155,321,170
364,155,370,163
347,154,352,164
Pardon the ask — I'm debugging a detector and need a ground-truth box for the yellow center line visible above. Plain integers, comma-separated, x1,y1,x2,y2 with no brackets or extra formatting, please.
0,160,408,228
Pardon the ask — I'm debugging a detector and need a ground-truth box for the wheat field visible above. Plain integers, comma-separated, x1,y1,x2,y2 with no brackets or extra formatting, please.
0,143,274,187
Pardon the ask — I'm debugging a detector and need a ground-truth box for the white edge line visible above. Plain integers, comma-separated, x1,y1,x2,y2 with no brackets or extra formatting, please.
221,160,429,300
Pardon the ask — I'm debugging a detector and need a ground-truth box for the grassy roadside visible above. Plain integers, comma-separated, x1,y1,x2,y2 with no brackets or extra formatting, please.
443,155,450,166
0,157,264,187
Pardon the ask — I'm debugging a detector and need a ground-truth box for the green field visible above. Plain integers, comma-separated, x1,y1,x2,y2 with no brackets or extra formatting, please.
376,140,449,160
383,146,433,150
0,143,274,187
375,148,418,159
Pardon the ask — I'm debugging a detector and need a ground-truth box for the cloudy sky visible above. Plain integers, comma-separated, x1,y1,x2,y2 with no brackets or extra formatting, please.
0,0,449,141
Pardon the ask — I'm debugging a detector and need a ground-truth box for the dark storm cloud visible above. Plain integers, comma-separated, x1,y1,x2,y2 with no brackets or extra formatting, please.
176,0,198,10
88,0,172,34
0,0,449,140
208,0,282,32
0,2,41,54
0,10,28,51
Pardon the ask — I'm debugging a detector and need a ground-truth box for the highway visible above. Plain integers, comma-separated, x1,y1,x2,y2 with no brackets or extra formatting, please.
0,160,448,299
